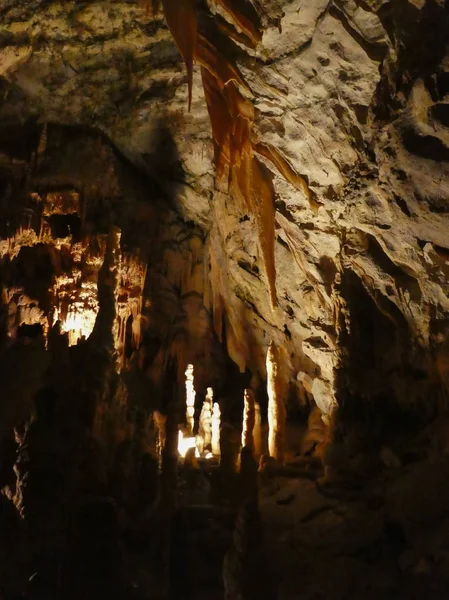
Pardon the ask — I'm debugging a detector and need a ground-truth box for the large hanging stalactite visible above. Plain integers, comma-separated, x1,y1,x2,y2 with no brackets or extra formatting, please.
161,0,198,111
155,2,281,309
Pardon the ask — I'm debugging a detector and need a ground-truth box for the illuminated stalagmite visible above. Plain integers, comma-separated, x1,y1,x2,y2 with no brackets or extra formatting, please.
266,342,286,462
253,402,262,461
211,402,221,456
199,387,213,449
185,364,195,435
241,388,255,451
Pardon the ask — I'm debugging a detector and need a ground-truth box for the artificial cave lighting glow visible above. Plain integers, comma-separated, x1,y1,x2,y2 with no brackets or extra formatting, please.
178,430,200,458
55,307,97,346
178,365,216,459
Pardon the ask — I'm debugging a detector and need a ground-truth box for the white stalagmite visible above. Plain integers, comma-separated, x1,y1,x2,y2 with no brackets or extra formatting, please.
241,388,256,450
185,363,196,435
266,341,286,462
199,387,213,449
253,401,262,460
212,402,221,456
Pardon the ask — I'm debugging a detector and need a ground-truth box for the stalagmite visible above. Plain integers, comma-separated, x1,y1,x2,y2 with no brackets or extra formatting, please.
239,446,258,505
211,402,221,456
199,387,213,449
160,400,181,595
241,388,255,451
266,341,286,462
253,402,262,461
219,424,239,504
153,410,167,469
185,364,195,435
223,502,275,600
90,226,121,354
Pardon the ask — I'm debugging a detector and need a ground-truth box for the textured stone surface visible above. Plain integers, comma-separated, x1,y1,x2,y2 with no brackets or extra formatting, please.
0,0,449,431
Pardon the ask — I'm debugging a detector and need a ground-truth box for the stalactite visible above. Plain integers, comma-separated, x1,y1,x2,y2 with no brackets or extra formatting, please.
213,0,263,46
196,35,251,94
253,142,311,203
161,0,198,110
201,67,233,180
214,15,257,50
211,401,221,456
241,388,255,451
202,75,278,307
266,341,286,462
248,156,277,308
185,363,195,435
153,4,281,309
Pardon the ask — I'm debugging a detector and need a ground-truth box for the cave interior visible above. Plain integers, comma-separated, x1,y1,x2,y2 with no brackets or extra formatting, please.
1,0,449,599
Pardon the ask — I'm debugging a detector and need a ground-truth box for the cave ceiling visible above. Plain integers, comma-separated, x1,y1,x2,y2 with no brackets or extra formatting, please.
0,0,449,415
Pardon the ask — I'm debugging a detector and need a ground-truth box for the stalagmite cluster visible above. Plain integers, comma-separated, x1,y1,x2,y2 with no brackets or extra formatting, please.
0,183,147,364
177,369,217,460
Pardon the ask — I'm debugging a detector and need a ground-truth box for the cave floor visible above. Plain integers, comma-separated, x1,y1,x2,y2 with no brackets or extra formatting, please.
259,459,449,600
167,422,449,600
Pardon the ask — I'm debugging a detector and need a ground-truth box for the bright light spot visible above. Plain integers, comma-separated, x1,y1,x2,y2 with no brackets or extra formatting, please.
55,307,97,346
178,430,199,458
177,430,215,459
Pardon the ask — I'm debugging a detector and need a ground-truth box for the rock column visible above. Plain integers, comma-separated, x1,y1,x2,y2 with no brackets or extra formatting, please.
266,341,286,462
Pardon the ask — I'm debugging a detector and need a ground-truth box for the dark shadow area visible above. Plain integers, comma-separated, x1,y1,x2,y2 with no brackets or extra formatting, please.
17,323,44,339
14,244,54,315
334,269,430,449
47,213,81,240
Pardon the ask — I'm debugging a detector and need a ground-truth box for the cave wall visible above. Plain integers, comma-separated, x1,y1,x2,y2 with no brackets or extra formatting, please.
0,0,448,422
